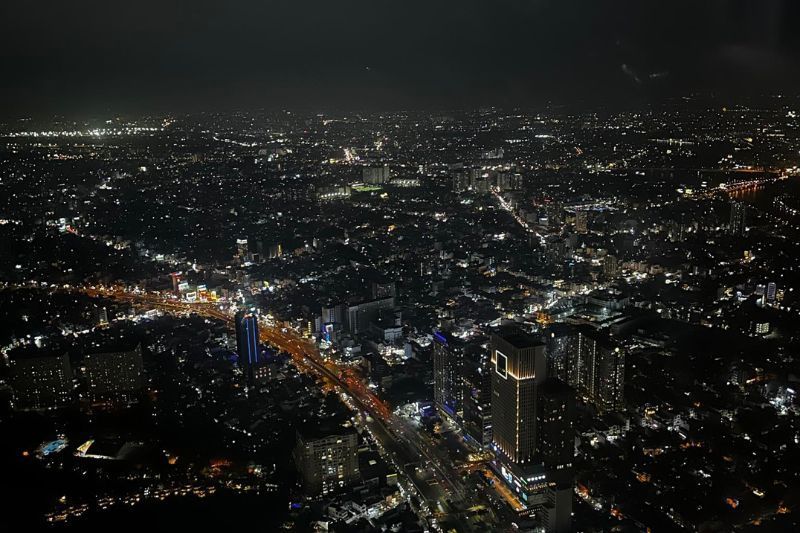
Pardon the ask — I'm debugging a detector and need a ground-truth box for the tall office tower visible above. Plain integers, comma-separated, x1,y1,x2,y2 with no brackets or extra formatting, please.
575,209,588,234
83,344,144,403
491,328,548,464
569,329,625,413
235,310,260,382
433,331,464,420
10,352,73,410
462,346,492,447
294,424,360,496
729,200,746,235
603,254,619,278
491,328,574,532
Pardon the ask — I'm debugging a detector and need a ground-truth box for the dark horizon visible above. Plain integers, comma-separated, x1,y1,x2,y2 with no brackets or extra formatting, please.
3,0,800,119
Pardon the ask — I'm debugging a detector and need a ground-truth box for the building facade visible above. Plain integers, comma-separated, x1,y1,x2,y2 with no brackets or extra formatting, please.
730,200,746,235
83,344,144,403
10,352,73,410
433,331,463,420
568,330,625,413
490,329,548,464
490,328,575,533
235,310,260,383
294,427,360,496
462,347,493,447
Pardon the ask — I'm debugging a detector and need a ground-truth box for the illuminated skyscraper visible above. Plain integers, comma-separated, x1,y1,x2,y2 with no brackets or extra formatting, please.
569,330,625,413
235,310,260,383
545,323,577,383
433,331,463,420
729,200,746,236
490,328,574,532
462,346,493,448
490,328,547,464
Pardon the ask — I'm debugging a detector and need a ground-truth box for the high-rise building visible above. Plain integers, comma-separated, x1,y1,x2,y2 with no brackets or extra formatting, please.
235,311,260,382
536,379,576,533
568,329,625,413
575,210,588,234
362,165,391,184
462,346,493,448
490,328,547,464
545,324,577,383
10,352,73,410
490,328,574,532
729,200,746,236
236,238,249,262
294,424,360,496
766,282,777,303
433,331,463,420
603,255,619,278
83,344,144,403
537,379,575,469
595,343,625,413
346,297,394,334
321,303,346,326
95,306,109,326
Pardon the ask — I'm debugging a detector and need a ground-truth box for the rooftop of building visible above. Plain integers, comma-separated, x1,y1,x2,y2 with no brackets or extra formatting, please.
494,327,543,349
297,416,357,442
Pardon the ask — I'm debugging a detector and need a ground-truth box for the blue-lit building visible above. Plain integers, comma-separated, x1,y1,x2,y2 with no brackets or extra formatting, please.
433,331,463,421
235,310,260,383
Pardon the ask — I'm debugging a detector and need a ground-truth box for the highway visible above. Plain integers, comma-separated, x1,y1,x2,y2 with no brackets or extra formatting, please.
79,286,501,530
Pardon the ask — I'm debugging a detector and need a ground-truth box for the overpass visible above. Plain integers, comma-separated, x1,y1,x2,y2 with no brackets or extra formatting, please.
80,286,481,525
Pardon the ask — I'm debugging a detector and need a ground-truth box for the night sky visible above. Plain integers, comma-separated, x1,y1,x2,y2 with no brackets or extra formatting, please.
2,0,800,117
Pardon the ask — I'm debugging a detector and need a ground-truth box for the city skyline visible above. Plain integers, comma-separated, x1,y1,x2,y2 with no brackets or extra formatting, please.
3,2,800,532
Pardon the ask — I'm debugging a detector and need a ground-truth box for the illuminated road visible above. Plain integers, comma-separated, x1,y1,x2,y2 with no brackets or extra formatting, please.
83,287,391,420
79,286,499,530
